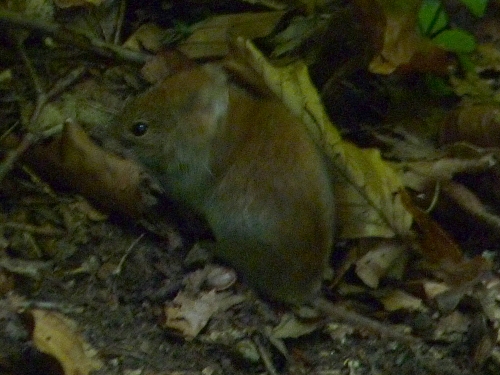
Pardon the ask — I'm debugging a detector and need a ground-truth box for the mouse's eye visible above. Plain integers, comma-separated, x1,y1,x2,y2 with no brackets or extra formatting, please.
131,121,148,136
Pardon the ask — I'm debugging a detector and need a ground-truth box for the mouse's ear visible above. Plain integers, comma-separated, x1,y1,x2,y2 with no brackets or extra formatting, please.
184,65,229,138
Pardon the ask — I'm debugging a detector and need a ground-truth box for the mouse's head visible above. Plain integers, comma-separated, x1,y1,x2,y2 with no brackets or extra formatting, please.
109,64,229,176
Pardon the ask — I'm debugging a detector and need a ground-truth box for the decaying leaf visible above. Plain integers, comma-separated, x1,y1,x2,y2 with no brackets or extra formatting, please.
0,268,15,295
442,181,500,232
355,0,424,74
378,289,427,312
123,23,167,53
269,14,329,58
31,309,103,375
401,154,495,191
177,12,286,59
164,290,245,338
235,37,413,239
440,103,500,148
353,0,452,74
23,121,156,218
355,239,407,288
272,313,320,339
433,311,470,342
401,191,491,286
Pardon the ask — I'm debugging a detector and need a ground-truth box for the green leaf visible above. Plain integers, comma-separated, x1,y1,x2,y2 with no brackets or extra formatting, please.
432,29,476,53
457,53,476,73
424,74,454,96
459,0,488,17
418,0,448,36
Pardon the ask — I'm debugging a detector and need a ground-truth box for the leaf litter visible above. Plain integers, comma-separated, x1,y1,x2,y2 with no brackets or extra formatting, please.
2,1,500,374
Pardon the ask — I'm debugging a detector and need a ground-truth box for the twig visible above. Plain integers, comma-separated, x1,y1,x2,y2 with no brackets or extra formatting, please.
312,299,473,374
113,233,145,275
2,222,66,236
0,132,39,182
114,0,127,45
9,298,84,314
0,64,86,183
0,9,150,64
314,298,420,346
253,333,279,375
0,38,49,183
47,66,87,99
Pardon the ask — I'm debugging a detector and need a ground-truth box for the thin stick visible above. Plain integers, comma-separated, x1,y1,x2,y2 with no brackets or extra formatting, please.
114,0,127,45
0,9,150,64
253,334,279,375
113,233,145,275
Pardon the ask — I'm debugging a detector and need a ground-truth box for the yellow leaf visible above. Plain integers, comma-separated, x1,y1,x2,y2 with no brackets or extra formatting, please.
237,38,413,238
31,309,102,375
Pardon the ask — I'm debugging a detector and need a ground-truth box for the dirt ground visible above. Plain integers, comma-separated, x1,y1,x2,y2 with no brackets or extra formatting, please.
0,205,495,375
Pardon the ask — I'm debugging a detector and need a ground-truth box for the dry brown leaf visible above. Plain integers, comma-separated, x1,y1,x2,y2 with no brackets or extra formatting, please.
378,289,426,312
353,0,451,74
123,23,166,53
23,121,154,218
272,313,320,339
433,311,470,342
353,0,423,74
164,290,245,339
31,309,103,375
402,191,491,286
178,12,285,59
401,190,466,265
355,239,407,288
440,103,500,147
401,154,495,191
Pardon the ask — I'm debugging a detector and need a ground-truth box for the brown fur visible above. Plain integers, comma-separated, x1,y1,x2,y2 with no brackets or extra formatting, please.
108,65,335,304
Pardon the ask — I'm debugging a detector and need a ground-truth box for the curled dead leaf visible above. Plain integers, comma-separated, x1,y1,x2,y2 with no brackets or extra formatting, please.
440,104,500,148
23,120,156,218
355,239,407,288
31,309,102,375
164,290,245,339
401,190,491,286
178,12,285,59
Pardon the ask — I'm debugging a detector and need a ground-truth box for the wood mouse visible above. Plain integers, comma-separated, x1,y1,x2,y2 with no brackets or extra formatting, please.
106,63,335,305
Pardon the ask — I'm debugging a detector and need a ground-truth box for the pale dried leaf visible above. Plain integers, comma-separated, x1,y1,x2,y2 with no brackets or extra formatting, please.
378,289,427,312
422,280,451,299
355,239,406,288
164,290,245,338
443,181,500,231
433,311,470,342
440,104,500,148
401,155,495,191
31,309,103,375
272,313,320,339
325,322,355,343
474,277,500,322
123,23,166,53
